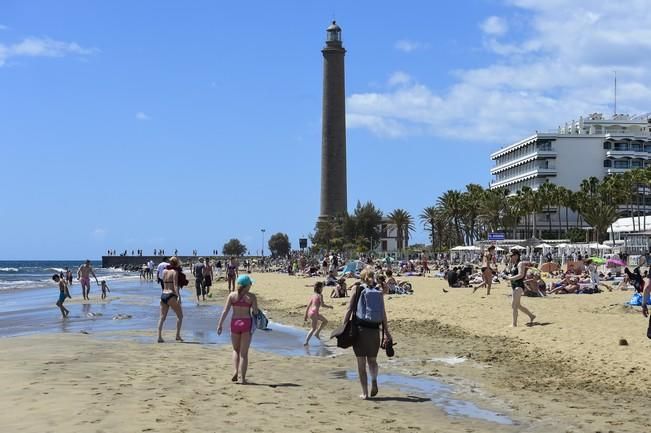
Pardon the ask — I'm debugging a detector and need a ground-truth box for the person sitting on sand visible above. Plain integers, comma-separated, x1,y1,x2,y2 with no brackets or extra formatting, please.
52,274,71,318
447,267,463,288
330,278,348,298
325,270,338,287
548,276,580,294
304,282,333,345
157,256,184,343
385,270,398,292
217,275,259,384
523,269,546,297
506,250,536,327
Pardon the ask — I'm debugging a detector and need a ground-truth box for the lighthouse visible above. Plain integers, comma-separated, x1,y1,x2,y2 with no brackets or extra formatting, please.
319,21,348,220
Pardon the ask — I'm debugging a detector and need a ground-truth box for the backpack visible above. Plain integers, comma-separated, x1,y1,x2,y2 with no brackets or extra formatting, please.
355,286,384,326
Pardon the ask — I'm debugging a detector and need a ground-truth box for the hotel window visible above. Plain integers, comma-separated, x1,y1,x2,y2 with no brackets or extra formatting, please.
603,160,612,168
614,160,629,169
603,142,611,150
632,159,643,168
632,143,642,152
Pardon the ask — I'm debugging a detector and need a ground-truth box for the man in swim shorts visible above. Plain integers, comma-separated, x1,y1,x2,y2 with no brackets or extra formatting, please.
193,258,206,302
77,260,99,301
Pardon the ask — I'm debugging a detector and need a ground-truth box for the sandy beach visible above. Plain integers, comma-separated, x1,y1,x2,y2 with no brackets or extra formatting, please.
1,272,650,432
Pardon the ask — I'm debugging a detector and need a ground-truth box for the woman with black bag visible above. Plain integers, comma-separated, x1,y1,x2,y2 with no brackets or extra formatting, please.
342,268,392,400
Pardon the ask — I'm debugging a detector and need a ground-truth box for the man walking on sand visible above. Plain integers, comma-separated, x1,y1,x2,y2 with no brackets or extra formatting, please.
193,258,206,302
156,257,170,290
77,260,99,301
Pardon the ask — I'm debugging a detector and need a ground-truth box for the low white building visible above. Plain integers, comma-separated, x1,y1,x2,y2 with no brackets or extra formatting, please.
375,220,399,253
490,113,651,237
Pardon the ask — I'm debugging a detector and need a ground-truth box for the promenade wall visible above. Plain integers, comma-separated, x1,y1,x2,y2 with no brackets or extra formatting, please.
101,256,260,268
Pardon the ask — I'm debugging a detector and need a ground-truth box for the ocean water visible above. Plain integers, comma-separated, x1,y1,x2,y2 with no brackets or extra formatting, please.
0,260,138,291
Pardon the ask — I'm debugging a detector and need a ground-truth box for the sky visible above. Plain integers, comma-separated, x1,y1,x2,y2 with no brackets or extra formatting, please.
2,0,651,259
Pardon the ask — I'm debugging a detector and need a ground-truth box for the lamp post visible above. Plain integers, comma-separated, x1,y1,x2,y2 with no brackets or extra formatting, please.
261,229,266,258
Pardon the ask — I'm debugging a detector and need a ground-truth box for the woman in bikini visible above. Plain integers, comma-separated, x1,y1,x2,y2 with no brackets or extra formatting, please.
506,250,536,327
473,245,496,295
157,256,184,343
304,281,332,345
217,274,258,384
226,257,238,293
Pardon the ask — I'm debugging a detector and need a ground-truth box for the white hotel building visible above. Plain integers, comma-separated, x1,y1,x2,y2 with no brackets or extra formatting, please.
489,113,651,236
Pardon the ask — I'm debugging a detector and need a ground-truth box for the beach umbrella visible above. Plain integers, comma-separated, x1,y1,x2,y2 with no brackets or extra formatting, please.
607,258,626,267
511,245,526,250
589,257,606,265
535,243,553,249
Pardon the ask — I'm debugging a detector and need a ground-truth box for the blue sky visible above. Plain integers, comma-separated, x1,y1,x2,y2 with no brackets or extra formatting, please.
2,0,650,259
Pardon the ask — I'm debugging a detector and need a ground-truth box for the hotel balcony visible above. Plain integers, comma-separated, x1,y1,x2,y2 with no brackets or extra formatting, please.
605,150,651,159
491,149,557,174
490,167,557,189
607,168,629,175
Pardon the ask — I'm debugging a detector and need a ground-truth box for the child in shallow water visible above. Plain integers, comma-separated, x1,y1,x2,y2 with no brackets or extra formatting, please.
100,280,110,299
52,274,71,318
304,282,332,345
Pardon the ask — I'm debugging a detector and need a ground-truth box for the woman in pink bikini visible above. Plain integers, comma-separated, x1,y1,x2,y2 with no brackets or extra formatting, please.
217,274,258,384
304,281,332,345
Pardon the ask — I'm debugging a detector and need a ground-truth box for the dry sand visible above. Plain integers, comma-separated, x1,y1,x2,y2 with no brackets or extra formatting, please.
1,272,649,432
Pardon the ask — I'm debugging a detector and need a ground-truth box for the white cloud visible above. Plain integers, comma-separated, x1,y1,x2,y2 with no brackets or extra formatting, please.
387,71,412,87
0,36,96,66
135,112,151,121
394,39,425,53
348,0,651,143
480,16,508,36
91,228,107,241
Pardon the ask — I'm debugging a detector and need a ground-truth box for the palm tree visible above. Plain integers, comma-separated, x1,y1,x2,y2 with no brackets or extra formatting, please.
620,171,636,231
580,200,618,242
537,182,557,237
437,190,464,245
419,206,438,251
387,209,415,252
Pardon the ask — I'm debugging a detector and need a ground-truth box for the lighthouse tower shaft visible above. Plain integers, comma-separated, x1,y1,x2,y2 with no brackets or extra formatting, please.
320,21,347,220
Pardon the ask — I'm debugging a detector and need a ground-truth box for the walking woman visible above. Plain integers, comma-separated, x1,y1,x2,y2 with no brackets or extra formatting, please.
217,274,258,384
506,250,536,327
157,256,184,343
474,245,496,295
226,257,238,293
343,268,392,399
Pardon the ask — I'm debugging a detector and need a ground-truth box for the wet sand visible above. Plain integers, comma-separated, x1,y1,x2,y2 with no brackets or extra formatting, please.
1,272,649,432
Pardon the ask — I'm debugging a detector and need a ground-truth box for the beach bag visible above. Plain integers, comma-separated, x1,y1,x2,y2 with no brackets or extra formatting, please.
331,319,357,348
331,293,359,348
254,310,269,330
356,286,384,326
